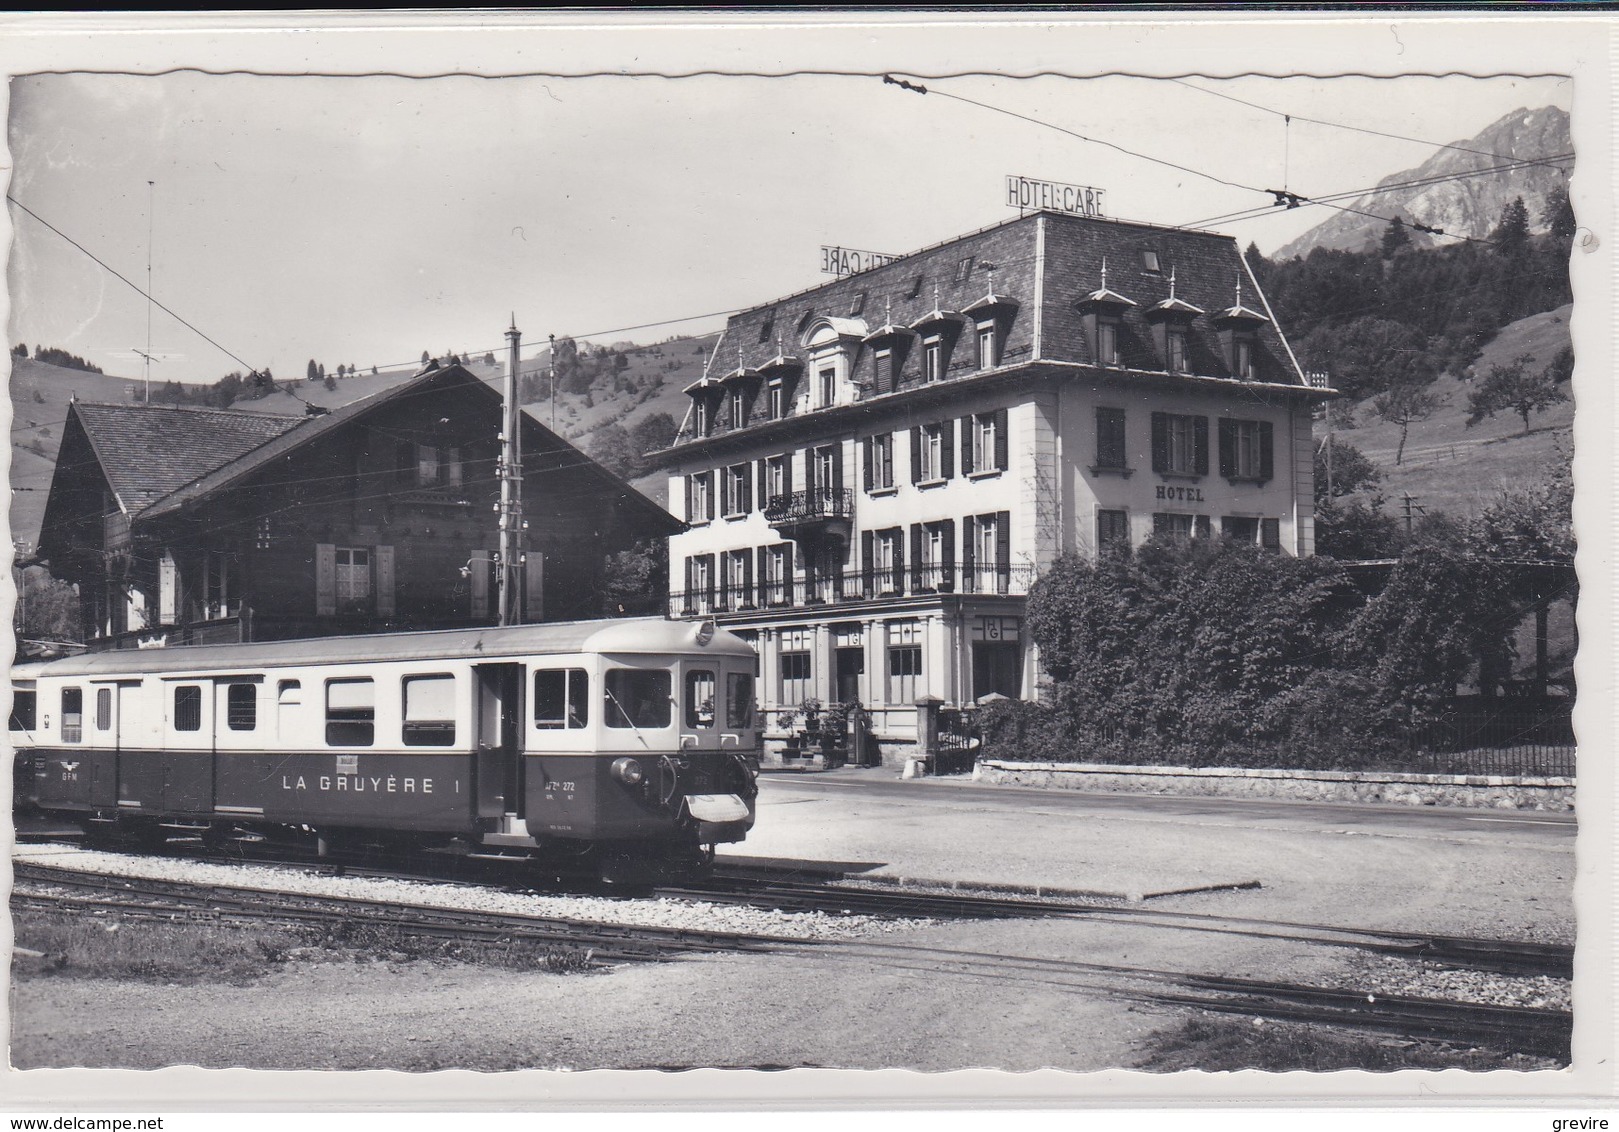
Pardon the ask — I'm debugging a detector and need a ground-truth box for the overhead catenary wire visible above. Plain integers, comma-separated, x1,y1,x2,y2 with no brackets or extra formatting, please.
1167,78,1573,174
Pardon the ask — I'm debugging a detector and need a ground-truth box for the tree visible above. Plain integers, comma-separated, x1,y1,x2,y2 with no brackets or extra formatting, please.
585,423,636,480
421,350,431,365
1371,380,1444,464
1492,196,1530,257
627,411,679,466
307,359,318,382
12,342,26,357
1473,441,1573,562
1464,353,1569,435
1380,216,1411,259
1542,184,1575,239
15,566,81,646
324,374,337,392
1314,437,1382,504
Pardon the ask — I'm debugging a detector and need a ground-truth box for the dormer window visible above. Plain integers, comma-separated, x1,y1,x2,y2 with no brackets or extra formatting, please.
1234,337,1255,380
849,291,867,317
694,399,712,438
923,335,945,383
800,315,868,411
1167,326,1189,374
1213,276,1271,381
769,382,786,420
1141,249,1162,273
955,255,975,283
976,320,999,370
729,387,747,428
1099,321,1120,366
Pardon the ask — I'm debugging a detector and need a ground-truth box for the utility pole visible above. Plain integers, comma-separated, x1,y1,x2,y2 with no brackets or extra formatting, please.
1399,492,1425,536
144,180,155,405
549,333,557,430
497,318,525,626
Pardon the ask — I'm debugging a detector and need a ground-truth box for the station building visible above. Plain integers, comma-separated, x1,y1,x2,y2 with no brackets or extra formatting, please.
651,209,1329,763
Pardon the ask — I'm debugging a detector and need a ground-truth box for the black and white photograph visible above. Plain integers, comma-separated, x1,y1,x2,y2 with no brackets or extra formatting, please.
1,10,1613,1114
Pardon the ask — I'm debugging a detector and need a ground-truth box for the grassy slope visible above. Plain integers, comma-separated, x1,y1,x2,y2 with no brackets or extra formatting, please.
1321,303,1574,521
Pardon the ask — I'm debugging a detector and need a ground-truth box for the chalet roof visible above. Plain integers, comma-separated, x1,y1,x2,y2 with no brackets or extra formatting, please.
68,402,305,514
136,364,678,534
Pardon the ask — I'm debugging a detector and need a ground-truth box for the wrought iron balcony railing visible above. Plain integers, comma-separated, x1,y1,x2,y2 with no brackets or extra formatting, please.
670,561,1037,617
763,488,855,527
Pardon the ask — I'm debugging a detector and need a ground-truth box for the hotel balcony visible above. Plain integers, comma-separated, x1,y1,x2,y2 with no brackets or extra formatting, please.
670,561,1037,618
763,488,855,543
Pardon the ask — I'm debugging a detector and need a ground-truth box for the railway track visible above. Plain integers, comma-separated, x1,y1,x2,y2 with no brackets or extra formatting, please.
11,861,796,963
13,855,1572,1059
19,836,1575,979
679,867,1575,980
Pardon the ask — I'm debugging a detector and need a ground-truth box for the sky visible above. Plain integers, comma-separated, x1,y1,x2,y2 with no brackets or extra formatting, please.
5,68,1573,386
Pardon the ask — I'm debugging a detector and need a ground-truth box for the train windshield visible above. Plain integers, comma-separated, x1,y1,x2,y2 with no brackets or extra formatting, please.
604,669,672,729
726,673,756,729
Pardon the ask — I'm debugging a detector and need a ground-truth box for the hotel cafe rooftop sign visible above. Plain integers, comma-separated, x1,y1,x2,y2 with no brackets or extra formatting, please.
819,245,900,277
1006,175,1106,218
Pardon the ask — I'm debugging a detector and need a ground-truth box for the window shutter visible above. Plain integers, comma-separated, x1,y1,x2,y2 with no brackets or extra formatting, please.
959,417,976,475
1193,416,1209,476
861,531,875,597
470,548,491,619
994,408,1009,470
742,464,754,513
1195,515,1211,539
741,553,754,607
375,545,395,617
315,543,337,616
909,524,923,592
911,426,922,484
159,552,178,625
941,423,955,480
685,475,694,523
704,554,716,607
831,442,844,492
862,436,873,492
1261,517,1281,551
757,546,771,605
940,521,957,593
757,460,769,508
892,528,906,595
524,551,545,620
1218,418,1235,479
1259,421,1274,482
803,447,817,497
995,511,1011,593
1150,413,1168,473
784,543,796,603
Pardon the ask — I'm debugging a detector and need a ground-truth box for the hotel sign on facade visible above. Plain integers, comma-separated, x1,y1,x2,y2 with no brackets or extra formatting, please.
1006,175,1106,218
819,246,900,276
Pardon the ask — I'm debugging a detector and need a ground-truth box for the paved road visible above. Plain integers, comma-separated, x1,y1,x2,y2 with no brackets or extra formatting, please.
721,769,1576,938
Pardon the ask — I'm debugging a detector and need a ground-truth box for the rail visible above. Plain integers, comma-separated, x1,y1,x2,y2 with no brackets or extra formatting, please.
762,488,855,525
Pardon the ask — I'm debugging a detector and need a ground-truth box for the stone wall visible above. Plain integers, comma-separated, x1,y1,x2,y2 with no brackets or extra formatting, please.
972,759,1575,811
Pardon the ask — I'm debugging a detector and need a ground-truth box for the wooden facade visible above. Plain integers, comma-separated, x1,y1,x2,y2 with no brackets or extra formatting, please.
36,364,678,650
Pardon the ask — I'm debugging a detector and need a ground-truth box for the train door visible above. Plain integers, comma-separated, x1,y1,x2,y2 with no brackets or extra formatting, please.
86,681,126,808
473,663,522,820
160,677,215,814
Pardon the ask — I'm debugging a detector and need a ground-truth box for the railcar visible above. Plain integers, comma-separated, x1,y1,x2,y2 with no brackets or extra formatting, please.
9,617,760,878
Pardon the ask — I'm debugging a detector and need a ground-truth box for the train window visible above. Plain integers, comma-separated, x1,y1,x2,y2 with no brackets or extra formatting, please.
685,670,717,729
174,685,203,732
325,678,375,746
226,683,257,731
604,669,672,730
96,687,113,731
727,673,756,729
402,674,457,746
61,688,83,743
10,690,37,733
533,669,589,730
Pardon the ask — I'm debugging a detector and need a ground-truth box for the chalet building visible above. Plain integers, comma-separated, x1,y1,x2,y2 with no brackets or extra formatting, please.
653,209,1330,763
37,363,678,650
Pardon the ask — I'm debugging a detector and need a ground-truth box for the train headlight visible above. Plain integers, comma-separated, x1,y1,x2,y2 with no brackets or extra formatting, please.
610,757,645,786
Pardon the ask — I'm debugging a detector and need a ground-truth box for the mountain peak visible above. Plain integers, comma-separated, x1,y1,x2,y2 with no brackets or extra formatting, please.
1272,106,1571,261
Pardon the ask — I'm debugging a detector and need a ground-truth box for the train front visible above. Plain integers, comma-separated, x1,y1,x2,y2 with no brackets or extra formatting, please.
522,619,761,875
